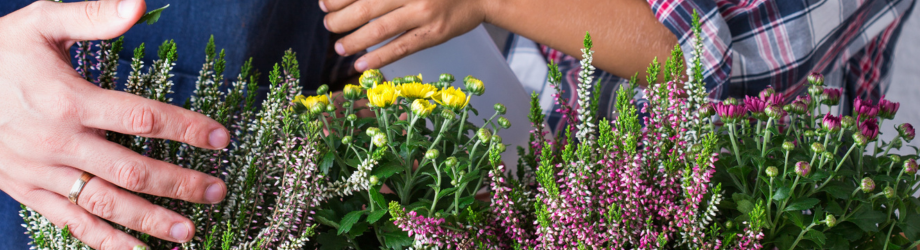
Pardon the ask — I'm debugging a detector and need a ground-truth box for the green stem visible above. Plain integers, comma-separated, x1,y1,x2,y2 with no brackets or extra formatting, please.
875,119,885,155
883,134,901,157
808,144,858,196
428,159,442,217
783,151,791,179
756,121,763,151
728,123,750,194
790,223,817,250
761,118,773,157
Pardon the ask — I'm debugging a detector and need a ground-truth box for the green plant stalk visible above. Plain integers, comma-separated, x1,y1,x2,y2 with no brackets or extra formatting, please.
428,159,442,217
882,134,901,156
833,129,845,154
379,108,401,160
404,120,454,204
766,178,775,224
756,121,764,151
761,118,773,157
875,119,885,155
405,114,420,150
809,144,858,196
727,123,749,194
789,222,817,250
771,175,800,236
456,104,471,147
783,151,791,179
857,145,866,176
318,114,334,149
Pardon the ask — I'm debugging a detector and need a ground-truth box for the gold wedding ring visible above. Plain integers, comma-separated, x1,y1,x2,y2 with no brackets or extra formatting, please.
68,172,94,205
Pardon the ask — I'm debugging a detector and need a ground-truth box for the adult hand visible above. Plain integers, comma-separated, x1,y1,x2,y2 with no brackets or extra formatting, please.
0,0,230,249
320,0,493,72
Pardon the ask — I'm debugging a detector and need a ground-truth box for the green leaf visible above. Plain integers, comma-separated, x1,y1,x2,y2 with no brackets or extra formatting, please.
773,187,791,201
822,184,853,200
789,211,804,228
337,210,364,235
785,198,820,211
383,231,412,249
805,229,826,246
317,229,349,250
826,200,844,215
900,213,920,241
851,209,885,232
737,199,754,214
135,5,169,25
320,151,335,174
369,186,387,209
372,163,404,179
366,209,388,224
315,210,340,229
348,222,368,237
436,187,459,199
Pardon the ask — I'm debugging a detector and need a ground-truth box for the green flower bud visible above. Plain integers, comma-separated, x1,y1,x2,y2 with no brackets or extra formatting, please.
369,175,379,186
310,102,326,116
853,132,868,147
765,105,783,119
699,103,715,118
805,130,816,137
464,76,485,96
366,127,381,137
359,69,384,89
890,155,901,164
860,177,875,193
766,166,779,178
433,80,450,89
459,170,466,176
822,151,834,160
441,109,456,120
343,84,362,100
491,135,502,144
723,97,739,105
808,85,824,97
825,214,837,227
404,74,423,83
783,141,795,151
439,73,455,84
317,84,329,95
498,117,511,129
342,135,353,145
725,221,734,230
494,103,507,115
477,128,492,143
342,101,352,108
811,142,825,154
841,116,856,129
392,77,407,85
425,149,439,160
807,72,825,86
445,157,458,168
134,246,149,250
325,103,336,113
346,114,357,122
884,186,895,199
450,180,457,186
494,143,507,153
372,133,388,148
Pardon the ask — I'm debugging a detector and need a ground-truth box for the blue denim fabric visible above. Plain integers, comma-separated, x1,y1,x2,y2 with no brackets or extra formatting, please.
0,1,327,248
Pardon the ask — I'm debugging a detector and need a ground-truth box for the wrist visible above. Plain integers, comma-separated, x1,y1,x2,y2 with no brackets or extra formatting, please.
479,0,506,25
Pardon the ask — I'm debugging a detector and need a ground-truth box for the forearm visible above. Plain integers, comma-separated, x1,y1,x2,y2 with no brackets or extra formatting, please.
483,0,677,85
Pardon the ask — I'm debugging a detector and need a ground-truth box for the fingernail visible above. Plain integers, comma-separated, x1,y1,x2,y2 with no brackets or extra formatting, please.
319,1,328,12
335,43,346,56
355,60,368,72
169,223,190,241
205,183,226,203
324,18,330,31
117,0,139,19
208,128,229,148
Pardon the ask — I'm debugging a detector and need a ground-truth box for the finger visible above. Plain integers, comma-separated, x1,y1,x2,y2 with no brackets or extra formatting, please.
324,0,402,34
28,0,147,43
65,134,227,204
41,166,195,243
354,27,447,71
319,0,358,13
334,7,421,56
79,87,230,149
15,189,145,249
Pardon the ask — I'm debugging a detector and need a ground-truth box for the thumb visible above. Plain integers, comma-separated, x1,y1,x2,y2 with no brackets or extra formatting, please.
39,0,147,42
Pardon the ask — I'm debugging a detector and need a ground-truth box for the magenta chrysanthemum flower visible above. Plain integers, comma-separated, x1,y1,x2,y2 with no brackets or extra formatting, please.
859,117,880,140
877,97,900,119
899,123,915,141
795,162,811,177
820,88,842,106
744,96,767,115
822,113,841,133
715,102,746,123
807,72,824,86
854,97,879,118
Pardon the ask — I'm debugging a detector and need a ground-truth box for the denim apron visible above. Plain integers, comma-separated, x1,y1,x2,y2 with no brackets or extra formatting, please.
0,0,328,247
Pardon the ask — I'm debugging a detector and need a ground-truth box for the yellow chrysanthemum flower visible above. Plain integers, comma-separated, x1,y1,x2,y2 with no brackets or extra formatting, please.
410,99,436,118
299,95,330,110
367,82,399,108
396,82,438,100
432,87,470,110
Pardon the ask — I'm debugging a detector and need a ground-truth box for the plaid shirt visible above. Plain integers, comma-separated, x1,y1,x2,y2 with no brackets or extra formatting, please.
507,0,916,133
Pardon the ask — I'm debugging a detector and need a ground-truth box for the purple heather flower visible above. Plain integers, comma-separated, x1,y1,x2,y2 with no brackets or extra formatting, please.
854,98,879,118
905,159,918,175
859,118,880,141
899,123,915,141
820,88,842,106
795,161,811,177
807,72,825,86
877,97,900,119
822,113,841,133
860,177,875,193
715,102,746,123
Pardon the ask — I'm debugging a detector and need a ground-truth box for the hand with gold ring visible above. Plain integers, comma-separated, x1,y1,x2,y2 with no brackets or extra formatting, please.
0,0,229,249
